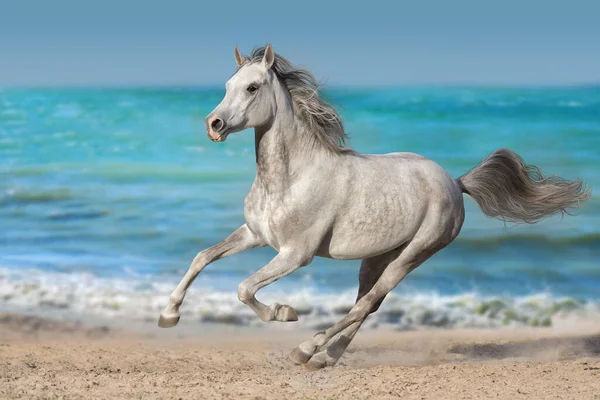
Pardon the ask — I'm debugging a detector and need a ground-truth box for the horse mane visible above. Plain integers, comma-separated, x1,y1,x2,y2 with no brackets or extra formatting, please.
244,46,354,154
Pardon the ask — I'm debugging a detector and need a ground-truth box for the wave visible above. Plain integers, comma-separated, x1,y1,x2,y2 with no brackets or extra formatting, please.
558,101,584,108
0,188,74,205
1,268,599,330
3,163,251,183
453,232,600,247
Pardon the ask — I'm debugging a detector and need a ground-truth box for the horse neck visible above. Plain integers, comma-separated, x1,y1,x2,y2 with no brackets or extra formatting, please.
253,97,329,190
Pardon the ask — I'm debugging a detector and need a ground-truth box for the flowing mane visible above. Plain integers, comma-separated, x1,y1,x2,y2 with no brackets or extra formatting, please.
244,46,353,154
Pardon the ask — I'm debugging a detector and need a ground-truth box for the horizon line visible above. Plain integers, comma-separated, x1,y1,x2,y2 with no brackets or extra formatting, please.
2,81,599,90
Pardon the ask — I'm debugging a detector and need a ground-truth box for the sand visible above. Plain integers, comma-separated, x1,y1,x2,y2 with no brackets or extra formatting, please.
1,312,599,399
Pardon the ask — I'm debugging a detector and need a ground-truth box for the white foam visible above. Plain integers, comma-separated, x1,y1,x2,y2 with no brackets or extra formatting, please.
558,101,583,108
1,267,598,330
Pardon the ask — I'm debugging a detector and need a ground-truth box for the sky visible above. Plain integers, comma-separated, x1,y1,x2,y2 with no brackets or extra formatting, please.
1,0,599,86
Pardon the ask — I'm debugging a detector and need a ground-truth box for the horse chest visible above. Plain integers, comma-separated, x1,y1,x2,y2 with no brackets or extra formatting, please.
243,172,332,250
244,189,283,249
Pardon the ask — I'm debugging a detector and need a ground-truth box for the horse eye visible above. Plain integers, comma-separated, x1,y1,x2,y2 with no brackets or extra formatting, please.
247,85,258,93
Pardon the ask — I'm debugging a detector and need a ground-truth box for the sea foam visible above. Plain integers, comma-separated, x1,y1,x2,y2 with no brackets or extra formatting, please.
1,268,598,330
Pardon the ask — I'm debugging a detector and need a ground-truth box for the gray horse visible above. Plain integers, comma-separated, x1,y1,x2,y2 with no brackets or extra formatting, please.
159,44,590,370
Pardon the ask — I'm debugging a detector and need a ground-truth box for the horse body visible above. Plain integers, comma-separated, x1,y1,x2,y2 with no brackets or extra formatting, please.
325,152,465,260
245,146,464,261
158,44,589,370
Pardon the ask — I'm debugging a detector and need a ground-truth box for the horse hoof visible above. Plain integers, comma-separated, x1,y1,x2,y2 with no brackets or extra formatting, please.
275,305,298,322
158,313,180,328
304,353,327,371
289,346,313,365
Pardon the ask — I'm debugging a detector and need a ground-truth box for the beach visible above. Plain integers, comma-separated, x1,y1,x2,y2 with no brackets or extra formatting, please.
1,311,599,399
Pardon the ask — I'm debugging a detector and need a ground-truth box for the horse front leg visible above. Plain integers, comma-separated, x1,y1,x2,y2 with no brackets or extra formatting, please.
237,250,313,322
158,224,263,328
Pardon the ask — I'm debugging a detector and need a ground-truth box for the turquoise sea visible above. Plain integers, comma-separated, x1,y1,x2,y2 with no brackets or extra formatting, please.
1,86,599,329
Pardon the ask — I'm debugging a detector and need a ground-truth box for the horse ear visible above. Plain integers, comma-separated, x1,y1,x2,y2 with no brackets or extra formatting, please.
262,44,275,69
234,45,246,67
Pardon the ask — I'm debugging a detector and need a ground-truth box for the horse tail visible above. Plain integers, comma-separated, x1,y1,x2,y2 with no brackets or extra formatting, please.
457,148,590,224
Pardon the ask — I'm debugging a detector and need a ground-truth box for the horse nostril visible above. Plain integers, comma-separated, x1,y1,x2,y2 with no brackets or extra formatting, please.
211,117,225,132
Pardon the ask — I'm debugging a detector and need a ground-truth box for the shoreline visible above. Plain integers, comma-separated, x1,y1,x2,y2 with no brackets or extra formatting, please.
1,311,599,399
3,266,600,332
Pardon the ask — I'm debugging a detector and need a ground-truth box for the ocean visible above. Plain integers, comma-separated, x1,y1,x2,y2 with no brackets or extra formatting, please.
1,86,599,330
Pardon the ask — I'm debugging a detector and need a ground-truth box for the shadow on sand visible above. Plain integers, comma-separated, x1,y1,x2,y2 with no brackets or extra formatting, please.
448,333,600,361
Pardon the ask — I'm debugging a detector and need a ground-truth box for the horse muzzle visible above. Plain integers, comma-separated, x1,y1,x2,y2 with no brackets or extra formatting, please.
206,115,228,142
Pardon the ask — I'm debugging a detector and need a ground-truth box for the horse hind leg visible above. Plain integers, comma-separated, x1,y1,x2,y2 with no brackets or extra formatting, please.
356,244,410,313
289,248,402,367
290,231,453,370
300,320,364,370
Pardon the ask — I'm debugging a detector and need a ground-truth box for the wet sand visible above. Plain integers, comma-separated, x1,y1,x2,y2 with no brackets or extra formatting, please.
1,312,599,399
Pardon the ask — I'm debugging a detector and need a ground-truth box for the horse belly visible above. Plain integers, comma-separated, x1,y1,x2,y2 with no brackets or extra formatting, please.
324,239,407,260
321,210,421,260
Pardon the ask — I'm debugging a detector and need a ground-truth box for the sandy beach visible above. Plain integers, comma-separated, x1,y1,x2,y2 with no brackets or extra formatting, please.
1,312,599,399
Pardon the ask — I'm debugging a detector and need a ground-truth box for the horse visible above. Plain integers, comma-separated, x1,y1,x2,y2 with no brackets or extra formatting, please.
158,44,590,370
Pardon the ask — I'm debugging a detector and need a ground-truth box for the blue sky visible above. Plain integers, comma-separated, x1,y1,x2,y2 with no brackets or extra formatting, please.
1,0,599,86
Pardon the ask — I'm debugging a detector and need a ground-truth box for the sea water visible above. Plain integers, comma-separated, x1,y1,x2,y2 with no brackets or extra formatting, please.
1,86,599,329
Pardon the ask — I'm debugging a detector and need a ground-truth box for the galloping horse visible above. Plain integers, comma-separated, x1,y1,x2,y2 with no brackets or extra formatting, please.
159,44,589,370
